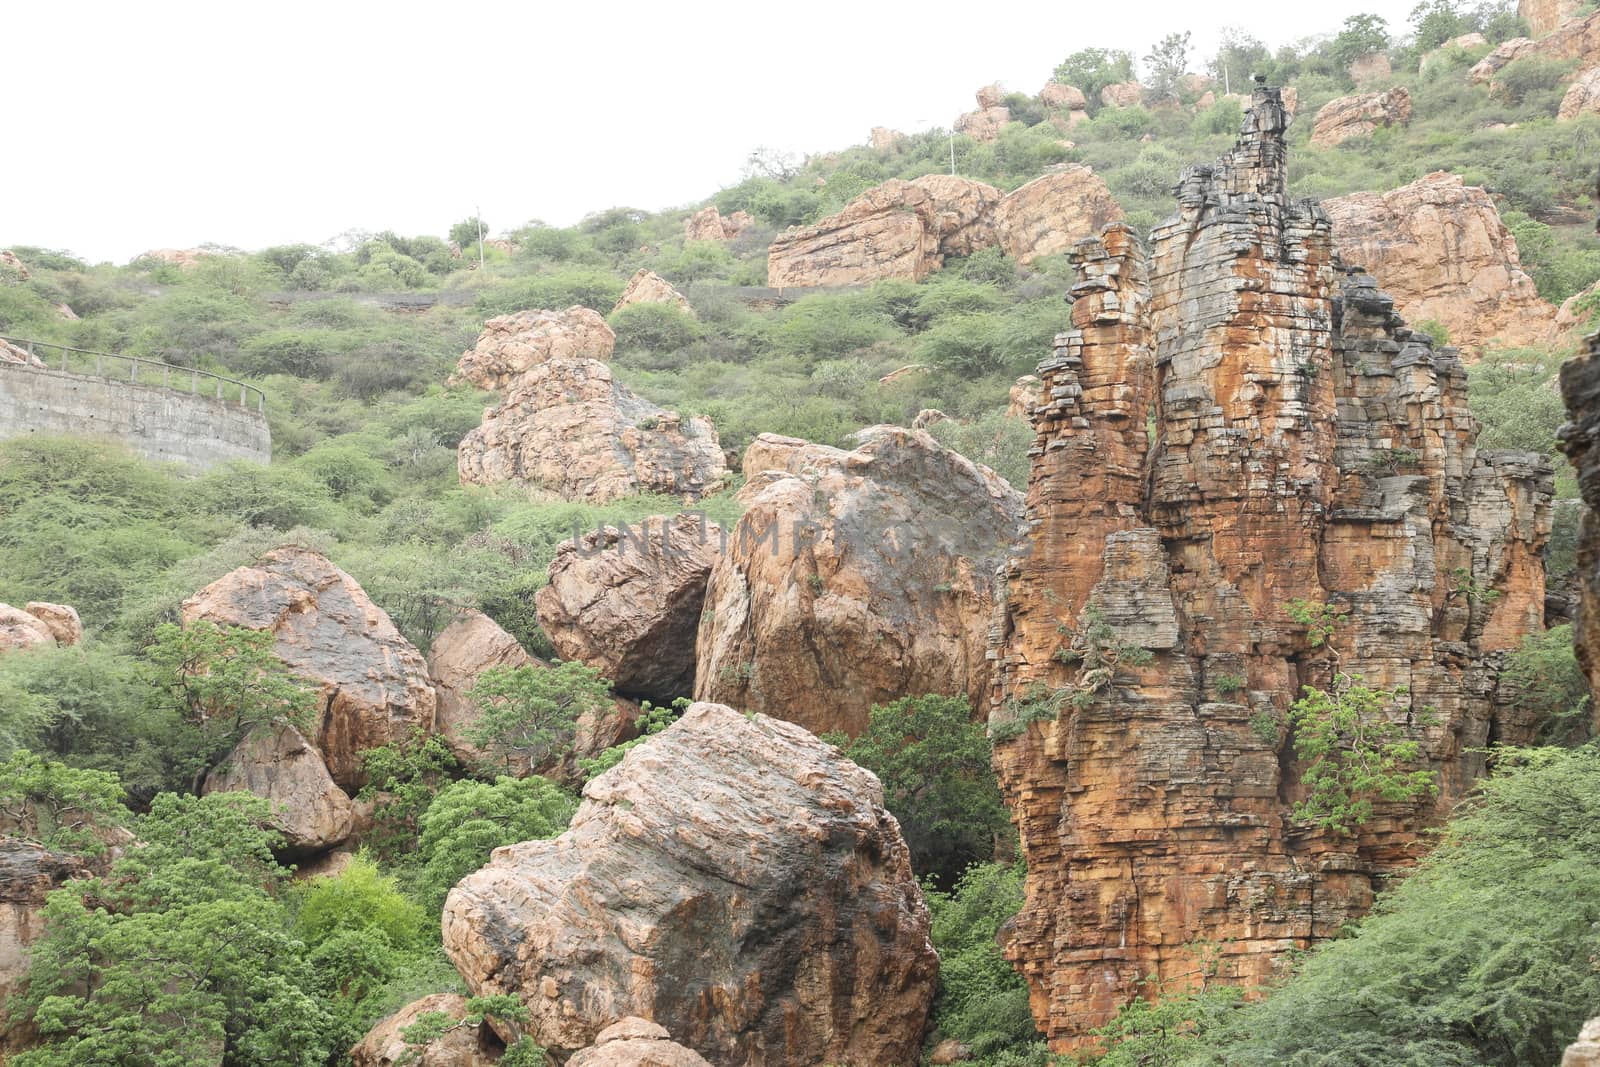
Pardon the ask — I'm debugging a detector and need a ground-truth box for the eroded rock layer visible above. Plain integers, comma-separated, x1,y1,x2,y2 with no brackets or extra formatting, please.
989,87,1554,1051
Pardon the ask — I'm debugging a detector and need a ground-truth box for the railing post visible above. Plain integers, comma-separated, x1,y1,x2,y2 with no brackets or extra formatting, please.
96,353,103,376
130,358,137,383
191,369,199,394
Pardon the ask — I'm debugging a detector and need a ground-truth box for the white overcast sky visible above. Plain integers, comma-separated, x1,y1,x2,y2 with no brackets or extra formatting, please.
6,0,1417,263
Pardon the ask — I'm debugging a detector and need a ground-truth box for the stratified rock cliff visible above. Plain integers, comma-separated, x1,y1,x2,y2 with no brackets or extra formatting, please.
1560,330,1600,702
989,87,1554,1051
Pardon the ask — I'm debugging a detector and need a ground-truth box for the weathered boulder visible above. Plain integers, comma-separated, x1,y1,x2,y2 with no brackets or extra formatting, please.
457,358,726,503
990,88,1555,1052
911,407,951,429
992,165,1123,264
22,602,80,646
1040,82,1087,110
1565,1016,1600,1067
202,725,354,857
426,611,637,777
1561,66,1600,117
536,515,721,702
613,269,693,316
869,126,905,151
1100,80,1143,108
0,841,81,1005
1007,374,1042,419
767,174,1002,287
0,251,28,280
181,546,437,790
1470,9,1600,82
683,206,754,242
137,248,213,269
1309,87,1413,147
1560,280,1600,331
567,1018,712,1067
954,105,1011,143
695,427,1023,737
0,605,54,652
442,702,938,1065
1523,0,1583,36
974,83,1004,109
1420,32,1490,71
0,339,44,369
350,993,500,1067
1348,51,1393,85
1323,171,1555,353
452,307,615,390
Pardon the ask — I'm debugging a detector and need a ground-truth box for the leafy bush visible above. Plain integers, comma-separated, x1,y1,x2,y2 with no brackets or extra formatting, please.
465,660,613,774
609,302,704,353
0,750,126,854
415,776,576,907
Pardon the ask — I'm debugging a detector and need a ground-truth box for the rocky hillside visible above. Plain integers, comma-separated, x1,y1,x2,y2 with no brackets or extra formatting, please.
4,2,1600,1066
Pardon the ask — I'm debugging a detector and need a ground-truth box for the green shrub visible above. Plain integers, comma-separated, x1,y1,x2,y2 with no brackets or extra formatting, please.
415,776,576,908
609,302,704,353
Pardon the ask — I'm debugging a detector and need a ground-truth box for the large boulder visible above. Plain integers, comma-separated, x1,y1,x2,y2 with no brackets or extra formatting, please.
612,269,692,316
22,603,81,646
350,993,500,1067
202,725,355,858
425,611,637,778
992,165,1123,264
1470,9,1600,82
536,514,721,703
456,358,726,503
452,307,615,391
0,605,55,653
683,206,754,242
766,174,1002,288
0,250,30,281
568,1019,711,1067
1309,87,1413,147
1100,80,1143,108
0,339,44,368
1567,1017,1600,1066
694,427,1023,737
1040,81,1088,110
1348,52,1393,85
1420,32,1490,72
954,105,1011,143
1323,171,1556,353
442,702,938,1066
181,546,438,790
1522,0,1583,36
1561,66,1600,118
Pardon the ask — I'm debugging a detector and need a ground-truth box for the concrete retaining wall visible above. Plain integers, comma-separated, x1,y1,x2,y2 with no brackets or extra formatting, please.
0,364,271,470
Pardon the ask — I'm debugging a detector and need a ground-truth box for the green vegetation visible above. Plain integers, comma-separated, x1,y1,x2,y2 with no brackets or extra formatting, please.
463,661,612,774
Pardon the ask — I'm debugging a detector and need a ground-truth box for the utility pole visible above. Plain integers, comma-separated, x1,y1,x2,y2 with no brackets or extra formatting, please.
476,204,485,270
949,129,956,175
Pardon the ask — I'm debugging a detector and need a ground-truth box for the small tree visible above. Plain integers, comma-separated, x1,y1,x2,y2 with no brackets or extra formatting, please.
415,776,576,907
448,216,487,250
1329,13,1391,73
1052,48,1136,114
1144,31,1194,102
0,750,125,854
141,620,316,793
465,661,612,774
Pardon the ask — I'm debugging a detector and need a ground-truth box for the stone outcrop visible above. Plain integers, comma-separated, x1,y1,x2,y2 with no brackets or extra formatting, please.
1322,172,1555,353
137,248,213,269
0,604,57,653
992,166,1124,265
767,174,1003,287
0,251,27,280
1100,80,1143,108
203,725,354,857
1040,82,1087,110
1470,10,1600,82
568,1018,712,1067
0,339,44,368
1309,87,1413,147
426,611,636,778
1561,66,1600,117
1008,375,1042,419
0,841,81,1004
1559,280,1600,331
955,105,1011,143
1560,332,1600,705
1420,32,1490,71
989,88,1555,1052
457,356,727,503
1522,0,1583,36
350,993,500,1067
452,307,615,391
442,702,937,1066
869,126,905,151
613,269,693,316
537,514,721,702
22,602,80,646
684,207,754,242
1348,52,1393,85
1565,1016,1600,1067
767,169,1119,286
695,427,1023,737
182,546,437,790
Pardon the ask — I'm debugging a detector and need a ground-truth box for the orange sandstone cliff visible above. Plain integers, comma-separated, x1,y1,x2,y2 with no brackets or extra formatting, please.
988,86,1554,1051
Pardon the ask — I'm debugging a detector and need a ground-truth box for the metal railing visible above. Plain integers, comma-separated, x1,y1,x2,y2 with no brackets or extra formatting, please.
0,335,265,412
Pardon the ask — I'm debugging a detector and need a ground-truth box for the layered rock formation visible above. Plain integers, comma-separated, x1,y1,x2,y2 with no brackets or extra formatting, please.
452,307,615,391
992,166,1125,265
1007,375,1042,419
442,702,937,1066
182,546,437,790
613,269,693,315
537,514,721,702
203,725,354,857
684,206,754,242
568,1018,712,1067
695,427,1022,737
1560,66,1600,118
989,88,1555,1051
1309,87,1412,147
1522,0,1583,36
1323,172,1555,353
1469,9,1600,82
767,169,1119,286
426,611,636,779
